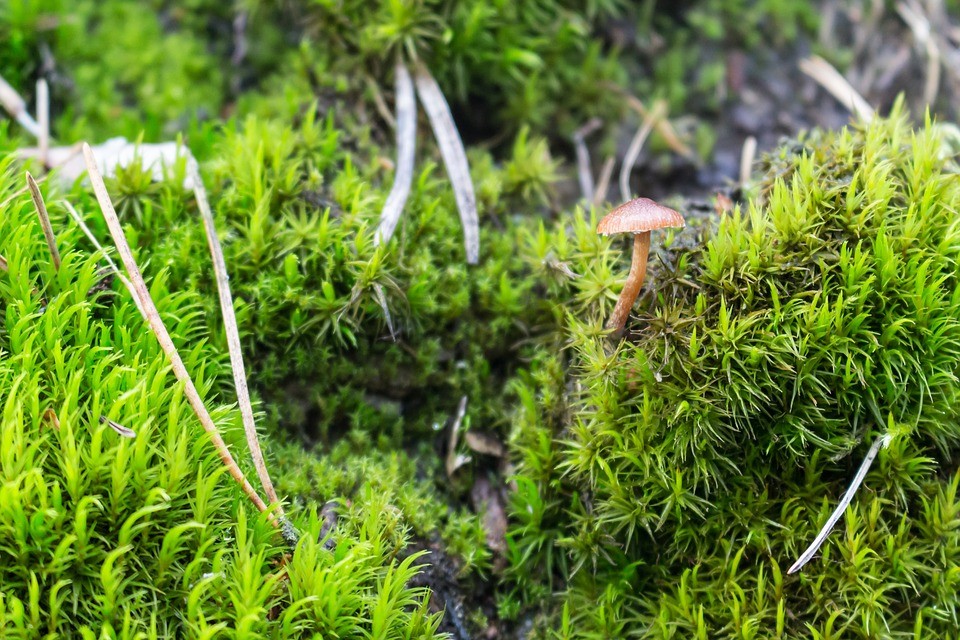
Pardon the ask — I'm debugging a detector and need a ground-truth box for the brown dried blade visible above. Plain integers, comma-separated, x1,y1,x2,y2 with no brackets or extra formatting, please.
375,62,417,247
81,143,273,521
414,64,480,264
26,171,61,271
192,166,283,513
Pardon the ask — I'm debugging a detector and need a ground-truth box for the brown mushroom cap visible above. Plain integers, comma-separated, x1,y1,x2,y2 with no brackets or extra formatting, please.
597,197,685,235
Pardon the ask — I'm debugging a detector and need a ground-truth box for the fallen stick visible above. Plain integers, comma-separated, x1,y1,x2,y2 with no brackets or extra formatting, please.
191,167,283,513
81,143,273,521
375,62,417,247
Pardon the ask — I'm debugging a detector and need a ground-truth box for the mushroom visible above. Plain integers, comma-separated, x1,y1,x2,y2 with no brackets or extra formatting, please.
597,197,685,333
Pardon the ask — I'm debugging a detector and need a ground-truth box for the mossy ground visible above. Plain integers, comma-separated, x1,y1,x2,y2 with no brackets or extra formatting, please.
2,1,960,638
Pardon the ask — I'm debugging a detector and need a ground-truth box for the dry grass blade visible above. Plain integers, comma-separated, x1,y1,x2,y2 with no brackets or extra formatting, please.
445,396,470,477
81,143,272,520
799,55,876,122
788,434,888,574
375,62,417,247
372,282,396,341
593,155,616,207
192,167,282,513
740,136,757,186
0,73,40,137
26,171,61,271
414,64,480,264
896,0,941,108
0,255,7,272
615,89,693,159
573,118,603,203
620,102,666,203
37,79,49,165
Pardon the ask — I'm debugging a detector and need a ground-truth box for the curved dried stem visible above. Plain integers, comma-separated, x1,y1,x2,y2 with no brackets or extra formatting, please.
375,62,417,247
81,143,273,523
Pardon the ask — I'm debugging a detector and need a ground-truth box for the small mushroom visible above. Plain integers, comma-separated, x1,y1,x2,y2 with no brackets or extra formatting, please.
597,197,685,333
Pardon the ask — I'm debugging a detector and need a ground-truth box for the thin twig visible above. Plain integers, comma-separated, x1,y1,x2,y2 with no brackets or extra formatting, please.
788,434,888,574
26,172,61,270
619,102,666,203
593,156,616,207
37,79,49,166
799,55,876,122
0,73,40,137
740,136,757,187
192,166,283,513
375,62,417,247
82,143,273,522
414,63,480,264
573,118,603,204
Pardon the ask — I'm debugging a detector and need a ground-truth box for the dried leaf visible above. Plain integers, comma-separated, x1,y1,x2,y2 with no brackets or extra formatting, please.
414,64,480,264
99,415,136,438
375,62,417,246
42,408,60,431
464,430,505,457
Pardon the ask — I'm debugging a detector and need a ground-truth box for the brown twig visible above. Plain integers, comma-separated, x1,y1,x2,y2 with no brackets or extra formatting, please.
191,166,282,513
26,171,61,270
81,143,273,521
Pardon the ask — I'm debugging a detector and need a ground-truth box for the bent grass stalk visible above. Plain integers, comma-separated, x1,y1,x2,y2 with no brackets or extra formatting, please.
81,143,274,522
191,166,282,513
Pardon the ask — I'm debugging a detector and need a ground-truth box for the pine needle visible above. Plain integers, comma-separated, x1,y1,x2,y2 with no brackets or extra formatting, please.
81,143,273,522
414,63,480,264
788,434,888,574
191,166,283,513
26,171,61,271
799,55,876,122
375,62,417,247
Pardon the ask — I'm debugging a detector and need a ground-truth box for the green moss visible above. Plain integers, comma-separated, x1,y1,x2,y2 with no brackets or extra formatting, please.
508,111,960,636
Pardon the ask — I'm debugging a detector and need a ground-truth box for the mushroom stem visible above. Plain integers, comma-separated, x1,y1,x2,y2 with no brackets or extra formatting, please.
606,231,650,332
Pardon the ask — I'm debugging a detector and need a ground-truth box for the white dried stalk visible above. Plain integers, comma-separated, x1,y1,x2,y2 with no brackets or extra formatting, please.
37,79,49,166
414,64,480,264
896,0,941,108
799,56,876,122
26,171,61,271
593,156,616,207
573,118,602,204
192,167,282,512
740,136,757,187
81,143,272,520
0,74,40,137
788,434,888,574
619,102,665,203
375,62,417,247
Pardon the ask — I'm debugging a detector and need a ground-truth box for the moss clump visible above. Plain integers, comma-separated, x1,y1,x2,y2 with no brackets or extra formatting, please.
0,159,451,636
508,112,960,636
